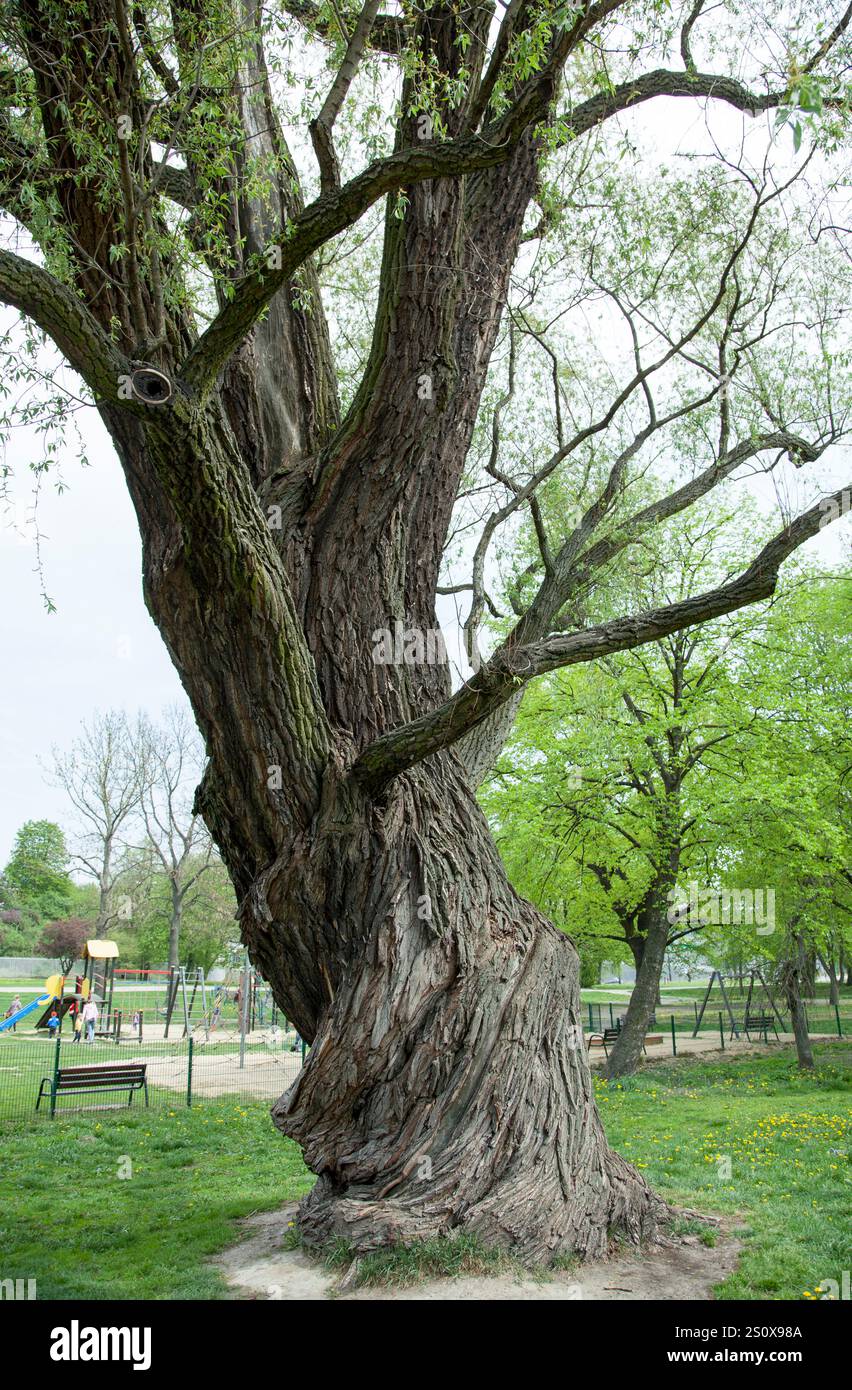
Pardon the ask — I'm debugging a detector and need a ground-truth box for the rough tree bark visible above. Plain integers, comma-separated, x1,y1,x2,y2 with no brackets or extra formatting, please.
2,0,850,1262
779,933,815,1071
605,869,676,1081
168,883,182,973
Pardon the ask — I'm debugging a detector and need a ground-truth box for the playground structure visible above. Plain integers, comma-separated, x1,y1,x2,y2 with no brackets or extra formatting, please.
82,940,118,1019
2,945,298,1057
35,940,122,1038
91,958,290,1044
0,940,138,1041
161,961,284,1041
1,951,305,1121
0,973,63,1033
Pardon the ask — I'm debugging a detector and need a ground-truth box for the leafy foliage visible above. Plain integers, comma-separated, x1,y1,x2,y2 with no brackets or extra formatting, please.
0,819,73,947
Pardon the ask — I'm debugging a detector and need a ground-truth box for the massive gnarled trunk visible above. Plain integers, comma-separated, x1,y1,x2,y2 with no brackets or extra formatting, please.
100,381,667,1260
5,0,849,1266
267,766,665,1260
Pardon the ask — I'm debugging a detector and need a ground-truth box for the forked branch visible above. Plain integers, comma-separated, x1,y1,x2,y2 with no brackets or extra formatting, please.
310,0,383,193
353,487,852,791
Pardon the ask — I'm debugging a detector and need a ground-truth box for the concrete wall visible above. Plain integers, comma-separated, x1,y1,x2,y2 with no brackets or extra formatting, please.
0,956,85,979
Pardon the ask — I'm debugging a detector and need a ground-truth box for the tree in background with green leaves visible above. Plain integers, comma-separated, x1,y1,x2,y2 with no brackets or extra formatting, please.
482,508,782,1074
0,818,74,949
483,515,849,1074
697,578,851,1065
119,854,237,973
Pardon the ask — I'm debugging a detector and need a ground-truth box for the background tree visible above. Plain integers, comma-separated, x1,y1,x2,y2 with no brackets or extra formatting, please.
1,0,851,1260
704,577,852,1065
0,818,73,946
48,711,141,934
0,907,25,954
482,508,778,1075
133,706,215,969
124,854,237,972
36,915,89,972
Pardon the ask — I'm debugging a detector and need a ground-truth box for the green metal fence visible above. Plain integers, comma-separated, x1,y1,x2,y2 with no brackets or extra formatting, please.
4,999,844,1122
585,1001,847,1064
0,1030,305,1123
587,999,850,1039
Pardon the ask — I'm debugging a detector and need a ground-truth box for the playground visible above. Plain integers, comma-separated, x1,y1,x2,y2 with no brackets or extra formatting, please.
0,943,307,1120
2,956,847,1121
1,951,292,1044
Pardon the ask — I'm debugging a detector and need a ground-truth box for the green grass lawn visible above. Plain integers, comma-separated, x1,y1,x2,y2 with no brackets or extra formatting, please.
596,1044,851,1300
0,1099,313,1298
0,1045,848,1299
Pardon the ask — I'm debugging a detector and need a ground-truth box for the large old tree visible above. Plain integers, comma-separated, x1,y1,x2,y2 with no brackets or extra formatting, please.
1,0,851,1260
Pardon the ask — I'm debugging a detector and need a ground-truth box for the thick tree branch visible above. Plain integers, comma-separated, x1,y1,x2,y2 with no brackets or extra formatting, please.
0,247,129,400
354,486,851,790
152,161,195,209
558,430,824,604
466,0,528,131
132,2,180,94
178,0,852,401
178,120,543,397
177,0,636,398
278,0,406,53
561,54,851,141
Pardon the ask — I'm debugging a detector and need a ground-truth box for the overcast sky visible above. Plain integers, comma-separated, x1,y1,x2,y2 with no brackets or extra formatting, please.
0,404,185,862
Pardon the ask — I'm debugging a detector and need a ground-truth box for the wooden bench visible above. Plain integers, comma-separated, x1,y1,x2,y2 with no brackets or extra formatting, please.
36,1062,149,1116
587,1026,621,1051
587,1026,648,1058
743,1012,779,1042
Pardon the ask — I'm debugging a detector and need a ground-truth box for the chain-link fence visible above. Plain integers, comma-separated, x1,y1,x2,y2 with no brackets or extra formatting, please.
584,997,847,1067
4,993,846,1122
586,997,849,1038
0,1031,305,1122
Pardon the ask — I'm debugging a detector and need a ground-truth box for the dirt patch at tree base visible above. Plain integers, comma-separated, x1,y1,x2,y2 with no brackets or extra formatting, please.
212,1205,742,1301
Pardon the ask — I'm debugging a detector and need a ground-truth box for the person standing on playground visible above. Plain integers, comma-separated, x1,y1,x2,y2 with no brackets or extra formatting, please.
82,997,98,1043
4,994,22,1032
46,1008,61,1039
73,1010,83,1044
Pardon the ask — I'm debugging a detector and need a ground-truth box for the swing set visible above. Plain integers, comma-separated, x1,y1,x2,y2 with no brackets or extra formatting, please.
692,968,785,1042
161,965,277,1038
